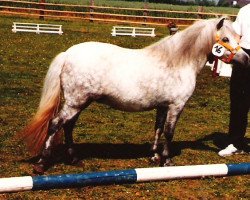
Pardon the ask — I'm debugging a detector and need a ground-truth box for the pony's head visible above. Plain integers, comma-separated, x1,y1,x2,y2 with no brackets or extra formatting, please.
212,17,249,66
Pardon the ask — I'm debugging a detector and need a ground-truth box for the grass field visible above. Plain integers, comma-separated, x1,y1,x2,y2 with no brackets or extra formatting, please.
3,0,240,22
0,15,249,199
25,0,238,12
18,0,240,14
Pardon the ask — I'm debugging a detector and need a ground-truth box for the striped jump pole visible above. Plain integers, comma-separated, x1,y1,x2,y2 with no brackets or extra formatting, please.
0,163,249,193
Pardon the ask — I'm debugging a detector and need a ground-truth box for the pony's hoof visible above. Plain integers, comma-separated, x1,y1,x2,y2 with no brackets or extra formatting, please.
65,148,82,166
150,153,161,164
71,157,83,167
33,164,45,175
162,158,174,167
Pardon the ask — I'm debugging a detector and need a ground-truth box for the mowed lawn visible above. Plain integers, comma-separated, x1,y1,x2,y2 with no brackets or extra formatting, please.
0,16,249,199
39,0,240,14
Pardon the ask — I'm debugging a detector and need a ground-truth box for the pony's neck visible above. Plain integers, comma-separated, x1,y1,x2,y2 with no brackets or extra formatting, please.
146,19,217,73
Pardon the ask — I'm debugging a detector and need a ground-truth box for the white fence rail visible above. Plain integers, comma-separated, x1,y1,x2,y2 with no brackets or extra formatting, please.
111,26,155,37
12,22,63,35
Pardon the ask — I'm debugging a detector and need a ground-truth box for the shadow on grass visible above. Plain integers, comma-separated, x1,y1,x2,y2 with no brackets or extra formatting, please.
22,131,249,167
198,131,250,152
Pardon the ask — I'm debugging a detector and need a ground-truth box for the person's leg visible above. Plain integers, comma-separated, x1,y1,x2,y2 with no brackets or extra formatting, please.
219,50,250,156
228,66,250,148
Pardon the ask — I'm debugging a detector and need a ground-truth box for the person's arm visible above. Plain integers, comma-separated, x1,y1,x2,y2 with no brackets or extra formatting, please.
232,8,242,42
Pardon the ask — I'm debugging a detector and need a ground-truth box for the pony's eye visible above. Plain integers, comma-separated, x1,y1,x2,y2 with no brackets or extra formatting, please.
222,37,229,42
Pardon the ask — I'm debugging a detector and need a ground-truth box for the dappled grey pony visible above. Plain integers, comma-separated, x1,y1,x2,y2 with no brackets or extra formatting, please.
20,17,249,174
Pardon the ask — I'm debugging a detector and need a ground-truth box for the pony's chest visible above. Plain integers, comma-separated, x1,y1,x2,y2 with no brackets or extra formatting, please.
159,69,196,101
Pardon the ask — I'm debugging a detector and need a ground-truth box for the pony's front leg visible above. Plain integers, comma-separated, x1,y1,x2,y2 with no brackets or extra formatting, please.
161,104,184,166
151,107,168,163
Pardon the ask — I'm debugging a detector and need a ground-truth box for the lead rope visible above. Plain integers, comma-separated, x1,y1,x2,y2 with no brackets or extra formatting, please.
212,57,219,78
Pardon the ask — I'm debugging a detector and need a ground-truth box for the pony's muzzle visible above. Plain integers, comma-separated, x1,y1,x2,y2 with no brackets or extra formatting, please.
233,49,250,66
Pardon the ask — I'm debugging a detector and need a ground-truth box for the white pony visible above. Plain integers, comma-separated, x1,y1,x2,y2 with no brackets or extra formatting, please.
19,18,249,174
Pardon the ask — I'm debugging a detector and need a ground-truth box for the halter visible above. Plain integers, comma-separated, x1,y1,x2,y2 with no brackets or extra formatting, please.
212,32,241,77
214,32,241,63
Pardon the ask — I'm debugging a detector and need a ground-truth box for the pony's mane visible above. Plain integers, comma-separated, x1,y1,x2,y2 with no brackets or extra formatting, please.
145,18,220,68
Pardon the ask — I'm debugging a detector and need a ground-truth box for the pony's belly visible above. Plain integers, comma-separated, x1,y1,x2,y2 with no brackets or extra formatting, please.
96,96,158,112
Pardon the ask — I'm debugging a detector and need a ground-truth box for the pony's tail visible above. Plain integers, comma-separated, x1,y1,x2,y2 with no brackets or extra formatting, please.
19,52,66,156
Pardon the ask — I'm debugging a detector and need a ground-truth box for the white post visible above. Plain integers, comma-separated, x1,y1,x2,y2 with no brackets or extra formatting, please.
111,27,116,36
132,27,136,37
59,25,63,35
36,24,40,34
151,28,155,37
12,22,17,33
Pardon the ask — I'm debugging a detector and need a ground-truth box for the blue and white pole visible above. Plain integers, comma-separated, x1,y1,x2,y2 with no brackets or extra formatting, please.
0,163,249,193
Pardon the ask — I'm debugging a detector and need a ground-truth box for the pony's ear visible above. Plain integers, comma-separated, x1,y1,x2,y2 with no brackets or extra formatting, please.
216,18,226,30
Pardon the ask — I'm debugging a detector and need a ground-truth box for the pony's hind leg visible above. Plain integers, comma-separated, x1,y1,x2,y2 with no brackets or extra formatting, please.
151,107,168,163
64,113,81,165
33,104,81,174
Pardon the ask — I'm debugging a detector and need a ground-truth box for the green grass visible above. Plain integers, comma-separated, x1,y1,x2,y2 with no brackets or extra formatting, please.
0,16,249,199
25,0,239,13
9,0,240,18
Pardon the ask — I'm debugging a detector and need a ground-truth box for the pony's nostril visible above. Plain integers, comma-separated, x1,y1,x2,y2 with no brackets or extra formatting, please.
243,53,250,65
241,54,249,66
